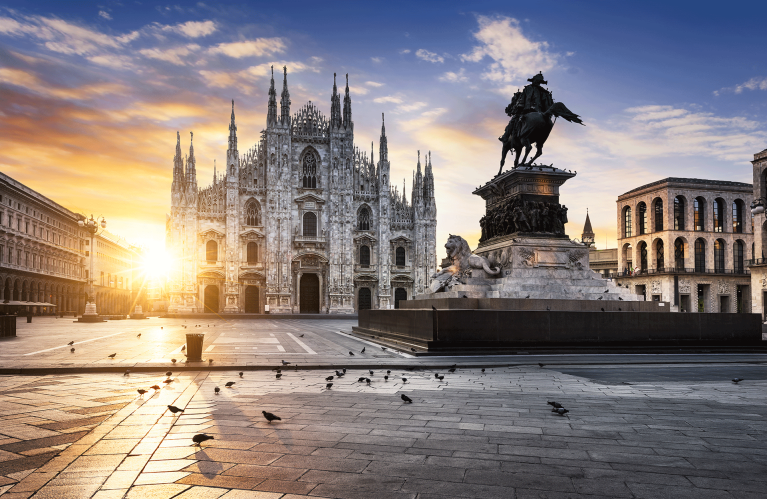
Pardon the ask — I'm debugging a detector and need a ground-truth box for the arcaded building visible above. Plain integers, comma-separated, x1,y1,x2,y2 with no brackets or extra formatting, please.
615,178,753,313
748,147,767,319
166,69,437,314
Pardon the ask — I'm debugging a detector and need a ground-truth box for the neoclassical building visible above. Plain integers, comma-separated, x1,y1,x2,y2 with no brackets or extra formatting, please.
615,177,753,313
166,69,438,314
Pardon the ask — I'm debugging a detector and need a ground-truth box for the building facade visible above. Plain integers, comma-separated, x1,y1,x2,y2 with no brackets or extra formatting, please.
747,148,767,319
88,231,143,316
166,69,438,314
0,172,86,315
615,178,753,313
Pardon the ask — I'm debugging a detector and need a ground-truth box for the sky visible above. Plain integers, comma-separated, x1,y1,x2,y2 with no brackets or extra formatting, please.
1,0,766,253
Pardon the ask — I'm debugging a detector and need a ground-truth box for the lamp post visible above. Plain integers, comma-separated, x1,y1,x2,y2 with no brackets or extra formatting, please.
78,215,106,322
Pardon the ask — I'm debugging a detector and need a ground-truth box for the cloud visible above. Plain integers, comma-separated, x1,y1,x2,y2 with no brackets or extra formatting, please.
399,49,410,54
715,76,767,96
208,38,286,58
139,44,200,65
365,81,384,87
373,94,404,104
164,20,216,38
397,107,448,131
415,49,444,63
98,11,112,21
395,102,427,113
371,56,383,63
439,68,468,83
0,67,127,100
460,15,561,84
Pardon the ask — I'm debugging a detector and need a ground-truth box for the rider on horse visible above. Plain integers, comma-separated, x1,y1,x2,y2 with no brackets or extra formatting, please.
499,72,553,145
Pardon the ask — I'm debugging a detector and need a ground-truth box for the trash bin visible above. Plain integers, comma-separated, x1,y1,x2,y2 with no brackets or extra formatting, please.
26,315,32,323
185,333,204,361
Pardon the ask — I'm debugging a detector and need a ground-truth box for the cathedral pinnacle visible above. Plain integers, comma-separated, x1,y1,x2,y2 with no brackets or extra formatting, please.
280,66,291,125
330,72,341,128
267,65,277,127
379,113,388,163
343,73,352,129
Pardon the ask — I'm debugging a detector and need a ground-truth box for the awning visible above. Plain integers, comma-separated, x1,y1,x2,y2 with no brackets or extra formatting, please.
0,301,57,307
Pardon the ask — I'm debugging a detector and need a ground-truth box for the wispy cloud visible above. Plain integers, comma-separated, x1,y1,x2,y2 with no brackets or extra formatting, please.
415,49,444,63
714,76,767,96
371,56,383,63
163,20,216,38
399,49,410,54
460,15,561,84
373,94,404,104
365,81,384,87
98,10,112,21
208,38,286,58
139,44,200,65
395,101,427,113
439,68,468,83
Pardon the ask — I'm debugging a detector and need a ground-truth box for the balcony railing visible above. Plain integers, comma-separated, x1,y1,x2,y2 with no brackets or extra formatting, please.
613,267,749,277
354,264,377,273
747,258,767,267
293,234,327,243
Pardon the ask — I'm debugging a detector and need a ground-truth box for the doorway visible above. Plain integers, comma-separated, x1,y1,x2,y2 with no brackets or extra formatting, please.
204,285,219,313
680,295,690,313
300,274,320,313
358,288,372,310
394,288,407,309
244,286,260,313
719,295,730,313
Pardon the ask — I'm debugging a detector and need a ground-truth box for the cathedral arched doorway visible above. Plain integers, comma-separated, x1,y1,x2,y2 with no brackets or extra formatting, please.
358,287,372,310
244,286,260,313
300,274,320,313
394,288,407,309
204,285,219,313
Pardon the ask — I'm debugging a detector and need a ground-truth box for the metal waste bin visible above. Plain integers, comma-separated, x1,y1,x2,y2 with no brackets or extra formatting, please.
26,315,32,323
185,333,204,362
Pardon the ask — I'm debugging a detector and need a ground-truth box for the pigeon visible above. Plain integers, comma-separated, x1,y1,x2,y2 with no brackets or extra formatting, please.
167,405,184,414
239,372,243,378
436,375,444,381
137,389,147,396
67,341,74,346
365,378,371,384
281,360,291,366
432,305,437,311
410,348,416,352
262,411,281,423
598,296,603,300
525,295,530,299
448,367,456,373
150,385,161,390
70,348,75,353
163,378,173,384
361,347,366,353
349,351,355,356
137,333,141,338
547,401,563,409
402,378,408,383
369,370,374,375
192,434,214,445
604,290,609,293
481,368,485,373
108,353,117,358
165,371,172,377
299,334,304,337
124,370,130,376
335,371,344,377
601,308,605,312
358,377,366,382
181,345,185,351
381,346,388,351
546,306,551,311
619,297,624,301
214,387,220,394
401,394,413,403
553,408,569,416
326,376,334,381
732,378,744,384
326,383,333,389
384,375,389,381
538,363,545,368
435,373,440,378
276,373,282,379
208,359,213,364
343,368,347,373
171,359,177,364
225,381,235,387
276,368,282,373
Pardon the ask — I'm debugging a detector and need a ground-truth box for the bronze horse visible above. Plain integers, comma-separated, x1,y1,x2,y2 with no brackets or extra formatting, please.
499,102,584,175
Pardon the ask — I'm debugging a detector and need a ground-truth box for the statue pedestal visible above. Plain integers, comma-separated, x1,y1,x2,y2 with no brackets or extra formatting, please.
130,305,146,320
78,302,104,323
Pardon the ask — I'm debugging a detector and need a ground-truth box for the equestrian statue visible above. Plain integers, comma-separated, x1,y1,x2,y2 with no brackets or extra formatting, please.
498,72,584,175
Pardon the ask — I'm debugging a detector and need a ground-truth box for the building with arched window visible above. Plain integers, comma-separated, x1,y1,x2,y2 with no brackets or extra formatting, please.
615,177,753,313
167,69,438,314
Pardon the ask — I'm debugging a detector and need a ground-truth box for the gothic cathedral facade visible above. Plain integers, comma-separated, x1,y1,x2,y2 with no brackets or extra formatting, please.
166,68,437,314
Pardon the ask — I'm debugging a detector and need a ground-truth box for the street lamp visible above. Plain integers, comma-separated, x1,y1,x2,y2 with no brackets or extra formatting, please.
78,215,106,322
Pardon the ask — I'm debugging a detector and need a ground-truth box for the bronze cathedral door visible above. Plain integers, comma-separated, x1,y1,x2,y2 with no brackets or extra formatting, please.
300,274,320,313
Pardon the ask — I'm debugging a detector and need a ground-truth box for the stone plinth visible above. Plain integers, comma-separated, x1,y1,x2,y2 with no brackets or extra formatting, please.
78,302,104,323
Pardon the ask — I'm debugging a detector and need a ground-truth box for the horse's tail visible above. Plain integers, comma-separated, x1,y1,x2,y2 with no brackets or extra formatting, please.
546,102,584,125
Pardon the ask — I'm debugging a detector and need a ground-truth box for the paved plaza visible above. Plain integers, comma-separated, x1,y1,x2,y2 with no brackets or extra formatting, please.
0,318,765,498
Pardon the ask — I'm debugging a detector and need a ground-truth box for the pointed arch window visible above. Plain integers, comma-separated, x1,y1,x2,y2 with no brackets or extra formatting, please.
357,207,370,231
303,212,317,237
245,199,260,226
360,245,370,267
302,151,317,188
206,240,218,263
395,247,406,266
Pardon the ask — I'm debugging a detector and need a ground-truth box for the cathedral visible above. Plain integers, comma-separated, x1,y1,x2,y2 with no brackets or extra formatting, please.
166,68,438,314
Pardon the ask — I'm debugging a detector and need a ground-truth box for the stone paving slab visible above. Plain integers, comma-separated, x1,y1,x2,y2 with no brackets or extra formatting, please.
0,363,764,498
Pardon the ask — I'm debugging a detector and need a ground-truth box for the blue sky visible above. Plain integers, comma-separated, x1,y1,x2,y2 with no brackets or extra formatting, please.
0,0,765,251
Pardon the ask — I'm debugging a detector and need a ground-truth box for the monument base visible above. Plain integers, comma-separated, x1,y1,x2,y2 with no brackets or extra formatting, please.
78,302,104,323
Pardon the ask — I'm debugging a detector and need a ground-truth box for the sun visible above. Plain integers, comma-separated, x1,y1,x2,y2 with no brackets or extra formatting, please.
141,247,173,280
